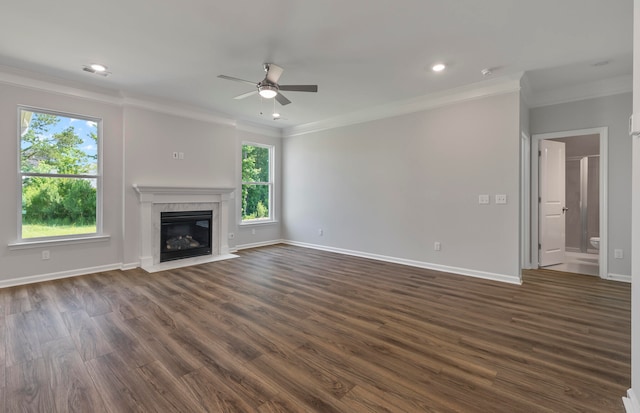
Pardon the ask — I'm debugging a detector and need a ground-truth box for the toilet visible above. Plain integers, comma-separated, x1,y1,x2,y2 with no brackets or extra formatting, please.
590,237,600,249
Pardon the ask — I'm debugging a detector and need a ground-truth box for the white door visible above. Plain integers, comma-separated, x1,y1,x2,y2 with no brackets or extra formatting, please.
539,140,566,267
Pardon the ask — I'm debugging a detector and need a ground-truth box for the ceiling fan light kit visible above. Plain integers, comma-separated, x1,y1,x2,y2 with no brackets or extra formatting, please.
258,85,278,99
218,63,318,107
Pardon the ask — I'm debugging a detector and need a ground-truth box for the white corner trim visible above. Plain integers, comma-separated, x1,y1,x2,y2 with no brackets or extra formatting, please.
0,263,124,289
236,239,286,251
283,73,523,138
529,74,632,108
624,388,640,413
607,273,632,283
519,73,534,108
284,241,522,285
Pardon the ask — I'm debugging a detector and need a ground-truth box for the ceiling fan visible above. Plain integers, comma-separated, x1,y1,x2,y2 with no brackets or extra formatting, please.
218,63,318,106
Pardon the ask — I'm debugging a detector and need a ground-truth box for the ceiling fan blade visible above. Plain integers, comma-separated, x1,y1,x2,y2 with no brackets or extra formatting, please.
275,93,291,106
265,64,284,84
218,75,257,86
278,85,318,92
234,90,258,100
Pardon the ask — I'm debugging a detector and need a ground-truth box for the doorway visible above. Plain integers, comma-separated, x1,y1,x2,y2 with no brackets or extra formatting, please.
530,127,608,278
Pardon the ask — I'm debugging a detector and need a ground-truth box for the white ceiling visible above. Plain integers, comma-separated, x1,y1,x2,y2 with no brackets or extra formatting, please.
0,0,633,129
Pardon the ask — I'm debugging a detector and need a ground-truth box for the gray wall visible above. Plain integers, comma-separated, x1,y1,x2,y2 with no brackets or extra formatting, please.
122,106,239,266
283,92,522,281
530,93,632,276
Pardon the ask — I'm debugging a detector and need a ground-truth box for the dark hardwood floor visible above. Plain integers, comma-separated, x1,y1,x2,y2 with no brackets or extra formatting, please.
0,244,630,412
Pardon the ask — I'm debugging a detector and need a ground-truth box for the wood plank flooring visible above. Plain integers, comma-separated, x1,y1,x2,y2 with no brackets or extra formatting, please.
0,244,630,412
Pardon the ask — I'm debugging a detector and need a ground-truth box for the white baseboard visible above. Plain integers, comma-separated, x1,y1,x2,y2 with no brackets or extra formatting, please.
121,262,140,271
236,239,286,251
624,388,640,413
283,240,522,285
607,273,632,283
0,263,125,289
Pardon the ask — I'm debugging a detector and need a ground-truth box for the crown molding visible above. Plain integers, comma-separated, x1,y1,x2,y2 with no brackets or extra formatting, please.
121,96,236,127
0,64,238,128
235,120,283,138
283,72,524,138
0,64,123,106
528,74,632,108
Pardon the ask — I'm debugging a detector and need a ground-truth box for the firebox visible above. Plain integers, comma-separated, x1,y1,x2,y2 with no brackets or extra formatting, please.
160,210,212,262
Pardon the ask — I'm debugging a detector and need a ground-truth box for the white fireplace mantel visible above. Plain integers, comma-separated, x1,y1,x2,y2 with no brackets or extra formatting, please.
133,185,234,203
133,184,236,272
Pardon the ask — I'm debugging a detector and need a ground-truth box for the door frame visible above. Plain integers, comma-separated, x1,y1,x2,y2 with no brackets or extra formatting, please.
529,127,608,279
520,132,531,270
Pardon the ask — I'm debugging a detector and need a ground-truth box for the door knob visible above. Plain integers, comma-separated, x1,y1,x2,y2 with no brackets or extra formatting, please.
562,207,569,213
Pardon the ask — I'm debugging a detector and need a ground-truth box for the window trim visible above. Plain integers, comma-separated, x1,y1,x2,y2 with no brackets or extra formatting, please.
240,141,275,224
16,105,104,243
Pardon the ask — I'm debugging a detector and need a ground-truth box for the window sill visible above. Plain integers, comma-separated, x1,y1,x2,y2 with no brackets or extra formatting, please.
239,220,279,227
8,234,111,250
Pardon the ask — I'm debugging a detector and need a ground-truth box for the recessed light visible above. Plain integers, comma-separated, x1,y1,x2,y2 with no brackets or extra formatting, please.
82,64,111,77
90,63,107,72
591,60,610,67
481,68,493,77
432,63,446,72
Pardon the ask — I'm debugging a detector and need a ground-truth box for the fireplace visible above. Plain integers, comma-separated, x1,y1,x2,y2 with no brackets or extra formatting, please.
160,210,212,262
133,185,236,273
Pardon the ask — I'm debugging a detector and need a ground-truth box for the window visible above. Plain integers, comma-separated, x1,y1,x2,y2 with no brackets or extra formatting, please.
19,107,101,240
241,143,273,222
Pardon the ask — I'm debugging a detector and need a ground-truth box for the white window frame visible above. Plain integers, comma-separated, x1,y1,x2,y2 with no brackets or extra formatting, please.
15,105,104,244
240,142,275,224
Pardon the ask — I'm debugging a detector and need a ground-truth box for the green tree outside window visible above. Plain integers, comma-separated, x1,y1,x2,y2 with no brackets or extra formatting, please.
242,144,272,221
19,109,100,239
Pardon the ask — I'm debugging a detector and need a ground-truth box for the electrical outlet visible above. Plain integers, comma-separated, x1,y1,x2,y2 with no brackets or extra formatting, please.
495,194,507,204
318,228,323,236
434,242,441,251
478,194,489,205
251,228,256,235
42,250,50,260
614,249,623,259
178,152,184,160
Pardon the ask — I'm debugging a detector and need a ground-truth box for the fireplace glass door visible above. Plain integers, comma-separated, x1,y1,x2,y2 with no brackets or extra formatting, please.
160,210,212,262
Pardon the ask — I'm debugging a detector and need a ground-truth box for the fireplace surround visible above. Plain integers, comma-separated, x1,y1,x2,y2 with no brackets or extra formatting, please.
133,185,236,272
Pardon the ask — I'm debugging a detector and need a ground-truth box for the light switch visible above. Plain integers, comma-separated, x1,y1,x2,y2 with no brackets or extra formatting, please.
495,194,507,204
479,194,490,205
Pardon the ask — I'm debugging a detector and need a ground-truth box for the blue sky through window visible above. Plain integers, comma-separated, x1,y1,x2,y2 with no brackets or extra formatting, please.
20,109,98,174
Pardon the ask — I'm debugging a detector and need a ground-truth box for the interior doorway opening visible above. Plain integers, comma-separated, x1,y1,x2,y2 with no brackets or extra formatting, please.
529,127,608,279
